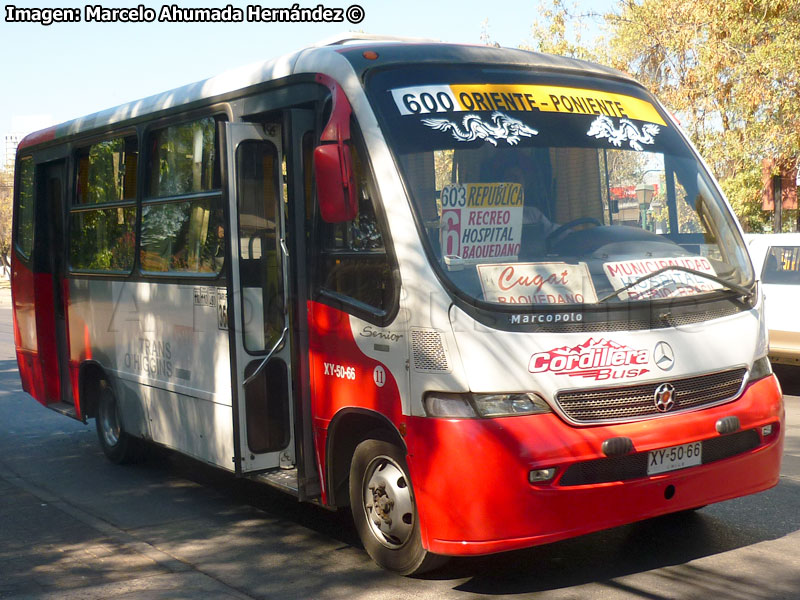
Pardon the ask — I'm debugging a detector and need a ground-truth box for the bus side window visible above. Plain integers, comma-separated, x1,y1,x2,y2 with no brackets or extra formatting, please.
14,157,35,259
312,129,395,316
70,136,138,273
140,116,226,275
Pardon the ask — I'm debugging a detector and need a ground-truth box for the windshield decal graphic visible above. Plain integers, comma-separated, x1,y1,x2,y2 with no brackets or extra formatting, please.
390,84,667,125
587,115,660,151
440,182,524,261
603,257,721,300
477,262,598,304
528,338,650,380
422,112,538,146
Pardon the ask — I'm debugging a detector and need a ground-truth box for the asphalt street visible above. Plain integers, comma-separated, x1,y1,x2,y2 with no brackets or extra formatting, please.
0,302,798,599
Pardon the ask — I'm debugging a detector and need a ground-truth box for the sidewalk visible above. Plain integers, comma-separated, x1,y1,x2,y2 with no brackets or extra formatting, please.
0,280,10,308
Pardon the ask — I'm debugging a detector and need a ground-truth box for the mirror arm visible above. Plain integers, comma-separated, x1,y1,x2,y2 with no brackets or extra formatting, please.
316,73,353,144
313,73,358,222
316,74,353,196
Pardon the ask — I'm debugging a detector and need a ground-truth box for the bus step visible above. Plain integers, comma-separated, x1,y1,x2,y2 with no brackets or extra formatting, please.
254,468,299,495
47,402,80,421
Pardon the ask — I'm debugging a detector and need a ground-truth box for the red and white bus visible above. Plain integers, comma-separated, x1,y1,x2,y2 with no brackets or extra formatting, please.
11,35,784,574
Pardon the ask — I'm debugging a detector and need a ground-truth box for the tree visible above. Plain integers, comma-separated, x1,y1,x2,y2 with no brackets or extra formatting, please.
522,0,601,61
0,165,13,272
523,0,800,231
604,0,800,231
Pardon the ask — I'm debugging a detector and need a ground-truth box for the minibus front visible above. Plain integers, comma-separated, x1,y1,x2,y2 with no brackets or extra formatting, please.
349,56,784,568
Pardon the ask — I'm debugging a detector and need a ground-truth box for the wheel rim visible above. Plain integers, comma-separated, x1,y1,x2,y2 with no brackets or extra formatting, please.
99,392,121,448
362,455,415,549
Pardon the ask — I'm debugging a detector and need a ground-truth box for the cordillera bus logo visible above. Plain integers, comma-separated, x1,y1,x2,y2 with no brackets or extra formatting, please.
528,338,650,381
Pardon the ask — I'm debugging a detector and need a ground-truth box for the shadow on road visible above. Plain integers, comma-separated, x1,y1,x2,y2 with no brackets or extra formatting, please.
433,478,800,594
134,442,800,597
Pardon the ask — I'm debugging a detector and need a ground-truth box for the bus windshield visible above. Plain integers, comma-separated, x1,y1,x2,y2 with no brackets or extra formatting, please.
367,66,753,308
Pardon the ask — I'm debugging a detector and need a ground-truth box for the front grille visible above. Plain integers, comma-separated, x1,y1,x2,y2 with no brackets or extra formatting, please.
555,367,747,424
559,429,761,486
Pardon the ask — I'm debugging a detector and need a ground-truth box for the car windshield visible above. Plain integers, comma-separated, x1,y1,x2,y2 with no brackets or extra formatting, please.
761,246,800,284
366,65,753,309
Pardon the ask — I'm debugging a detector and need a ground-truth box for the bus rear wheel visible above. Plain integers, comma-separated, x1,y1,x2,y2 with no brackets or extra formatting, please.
95,382,144,464
349,439,445,575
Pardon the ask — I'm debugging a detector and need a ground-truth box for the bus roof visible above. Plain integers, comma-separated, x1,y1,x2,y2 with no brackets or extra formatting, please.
18,35,632,152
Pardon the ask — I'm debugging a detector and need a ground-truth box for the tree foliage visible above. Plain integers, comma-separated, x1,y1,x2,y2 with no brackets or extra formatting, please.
0,166,13,265
606,0,800,231
527,0,800,231
522,0,601,61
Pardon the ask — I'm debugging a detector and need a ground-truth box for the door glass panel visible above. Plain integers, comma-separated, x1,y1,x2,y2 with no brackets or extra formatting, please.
313,129,395,313
244,359,290,453
236,140,284,352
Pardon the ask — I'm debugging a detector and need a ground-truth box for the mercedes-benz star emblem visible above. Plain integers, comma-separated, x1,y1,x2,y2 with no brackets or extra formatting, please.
654,341,675,371
654,383,676,412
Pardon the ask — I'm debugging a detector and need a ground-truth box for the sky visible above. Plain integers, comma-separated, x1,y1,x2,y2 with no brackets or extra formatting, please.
1,0,617,163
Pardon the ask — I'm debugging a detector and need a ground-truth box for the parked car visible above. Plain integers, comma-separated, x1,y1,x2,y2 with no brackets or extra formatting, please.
747,233,800,366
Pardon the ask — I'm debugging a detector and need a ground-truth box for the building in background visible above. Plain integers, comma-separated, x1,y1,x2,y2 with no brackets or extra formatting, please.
762,157,799,233
4,134,21,172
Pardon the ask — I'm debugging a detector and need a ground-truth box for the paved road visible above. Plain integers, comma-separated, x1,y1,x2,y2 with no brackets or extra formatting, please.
1,305,798,599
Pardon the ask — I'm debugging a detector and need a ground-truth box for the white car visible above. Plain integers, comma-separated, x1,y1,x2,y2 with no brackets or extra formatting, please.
747,233,800,366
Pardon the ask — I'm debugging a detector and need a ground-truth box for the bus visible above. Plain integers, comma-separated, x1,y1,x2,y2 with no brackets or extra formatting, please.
11,35,784,575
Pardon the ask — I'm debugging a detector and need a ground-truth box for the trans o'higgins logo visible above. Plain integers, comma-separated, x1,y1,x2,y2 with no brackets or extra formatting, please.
528,338,650,381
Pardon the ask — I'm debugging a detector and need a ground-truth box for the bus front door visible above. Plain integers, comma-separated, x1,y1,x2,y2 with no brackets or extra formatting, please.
38,160,73,411
223,122,294,474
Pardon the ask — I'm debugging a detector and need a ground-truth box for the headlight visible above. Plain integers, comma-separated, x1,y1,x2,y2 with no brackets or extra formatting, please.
424,392,552,418
472,393,551,417
749,355,773,383
423,392,477,418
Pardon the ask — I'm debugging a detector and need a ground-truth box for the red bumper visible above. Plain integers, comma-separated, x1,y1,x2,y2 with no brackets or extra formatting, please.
404,375,784,556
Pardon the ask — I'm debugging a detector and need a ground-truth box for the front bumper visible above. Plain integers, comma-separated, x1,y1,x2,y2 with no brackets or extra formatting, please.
404,375,784,556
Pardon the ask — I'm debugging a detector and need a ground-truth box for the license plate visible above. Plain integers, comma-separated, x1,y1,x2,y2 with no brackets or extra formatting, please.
647,441,702,475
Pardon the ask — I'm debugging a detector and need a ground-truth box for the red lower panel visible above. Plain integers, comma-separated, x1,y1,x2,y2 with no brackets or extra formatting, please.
11,256,57,405
33,272,61,403
12,250,68,407
405,375,784,556
307,301,404,504
16,349,45,401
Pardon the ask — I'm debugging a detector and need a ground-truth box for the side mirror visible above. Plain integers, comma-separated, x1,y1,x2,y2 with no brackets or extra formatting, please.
314,143,357,223
313,74,358,223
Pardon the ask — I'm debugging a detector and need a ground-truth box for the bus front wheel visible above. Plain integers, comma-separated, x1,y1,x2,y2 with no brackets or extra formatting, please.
349,439,445,575
95,382,144,464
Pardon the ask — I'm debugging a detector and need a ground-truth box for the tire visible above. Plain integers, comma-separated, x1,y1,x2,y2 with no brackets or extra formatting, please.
95,381,145,464
349,439,446,575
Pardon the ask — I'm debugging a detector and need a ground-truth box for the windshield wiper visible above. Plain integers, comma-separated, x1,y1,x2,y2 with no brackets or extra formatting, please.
597,265,754,303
